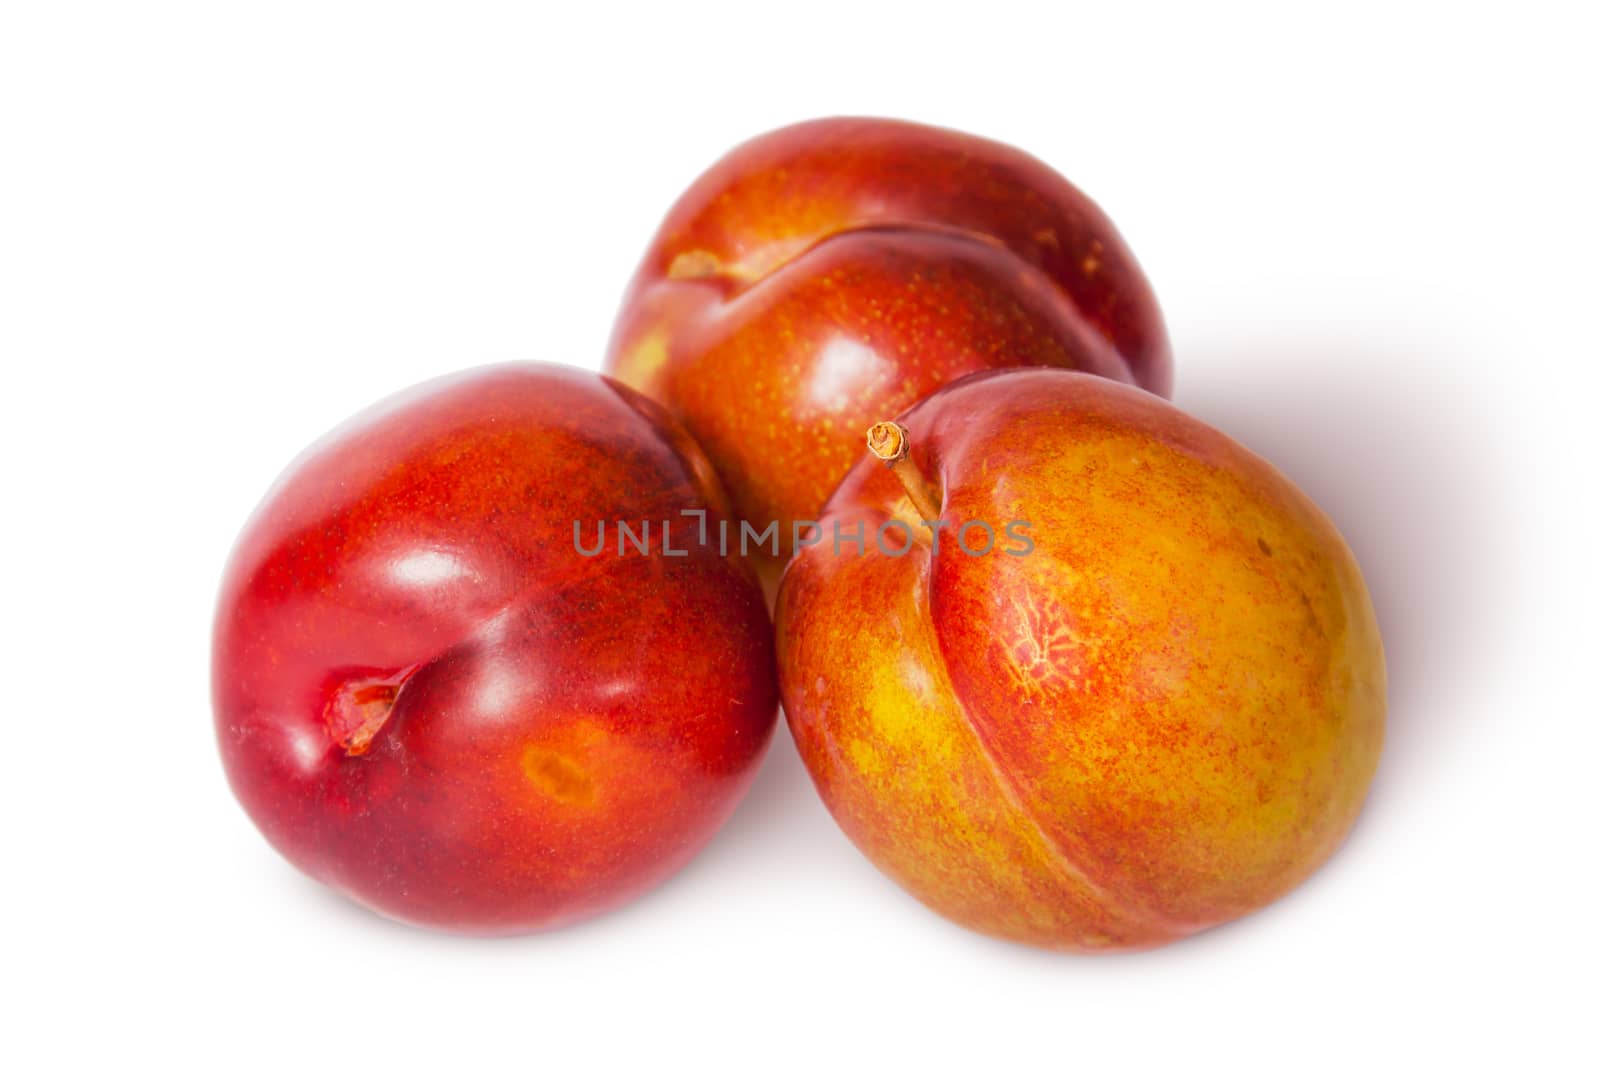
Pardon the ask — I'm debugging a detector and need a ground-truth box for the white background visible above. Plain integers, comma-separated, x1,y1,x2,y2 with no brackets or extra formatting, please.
4,2,1595,1063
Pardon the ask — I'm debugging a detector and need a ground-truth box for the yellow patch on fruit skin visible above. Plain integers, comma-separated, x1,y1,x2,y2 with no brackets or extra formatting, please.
521,747,596,805
666,248,725,280
666,237,814,288
618,329,671,391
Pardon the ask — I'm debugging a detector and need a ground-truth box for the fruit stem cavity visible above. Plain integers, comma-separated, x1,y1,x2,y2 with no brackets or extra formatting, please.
323,668,414,756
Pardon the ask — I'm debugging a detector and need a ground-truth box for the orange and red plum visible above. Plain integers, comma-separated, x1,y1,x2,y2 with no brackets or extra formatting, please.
776,369,1385,951
607,117,1170,562
213,364,777,933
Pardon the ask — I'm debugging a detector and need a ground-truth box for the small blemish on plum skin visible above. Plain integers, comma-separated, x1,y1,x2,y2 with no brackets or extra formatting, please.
522,748,596,805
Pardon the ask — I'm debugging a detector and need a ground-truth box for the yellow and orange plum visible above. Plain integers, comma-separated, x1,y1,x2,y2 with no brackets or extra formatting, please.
776,368,1385,951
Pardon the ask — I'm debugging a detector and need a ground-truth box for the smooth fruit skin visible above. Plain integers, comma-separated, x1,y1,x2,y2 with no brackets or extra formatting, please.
213,364,777,934
606,117,1171,559
776,369,1385,951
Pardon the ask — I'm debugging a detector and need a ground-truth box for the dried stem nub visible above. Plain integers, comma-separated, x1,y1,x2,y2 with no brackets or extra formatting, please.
866,421,941,524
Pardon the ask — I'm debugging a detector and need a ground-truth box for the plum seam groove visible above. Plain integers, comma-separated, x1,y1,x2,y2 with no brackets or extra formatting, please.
922,562,1195,941
669,220,1008,293
672,221,1119,363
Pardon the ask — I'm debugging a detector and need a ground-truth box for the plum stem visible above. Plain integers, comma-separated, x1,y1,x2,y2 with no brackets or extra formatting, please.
866,421,941,524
